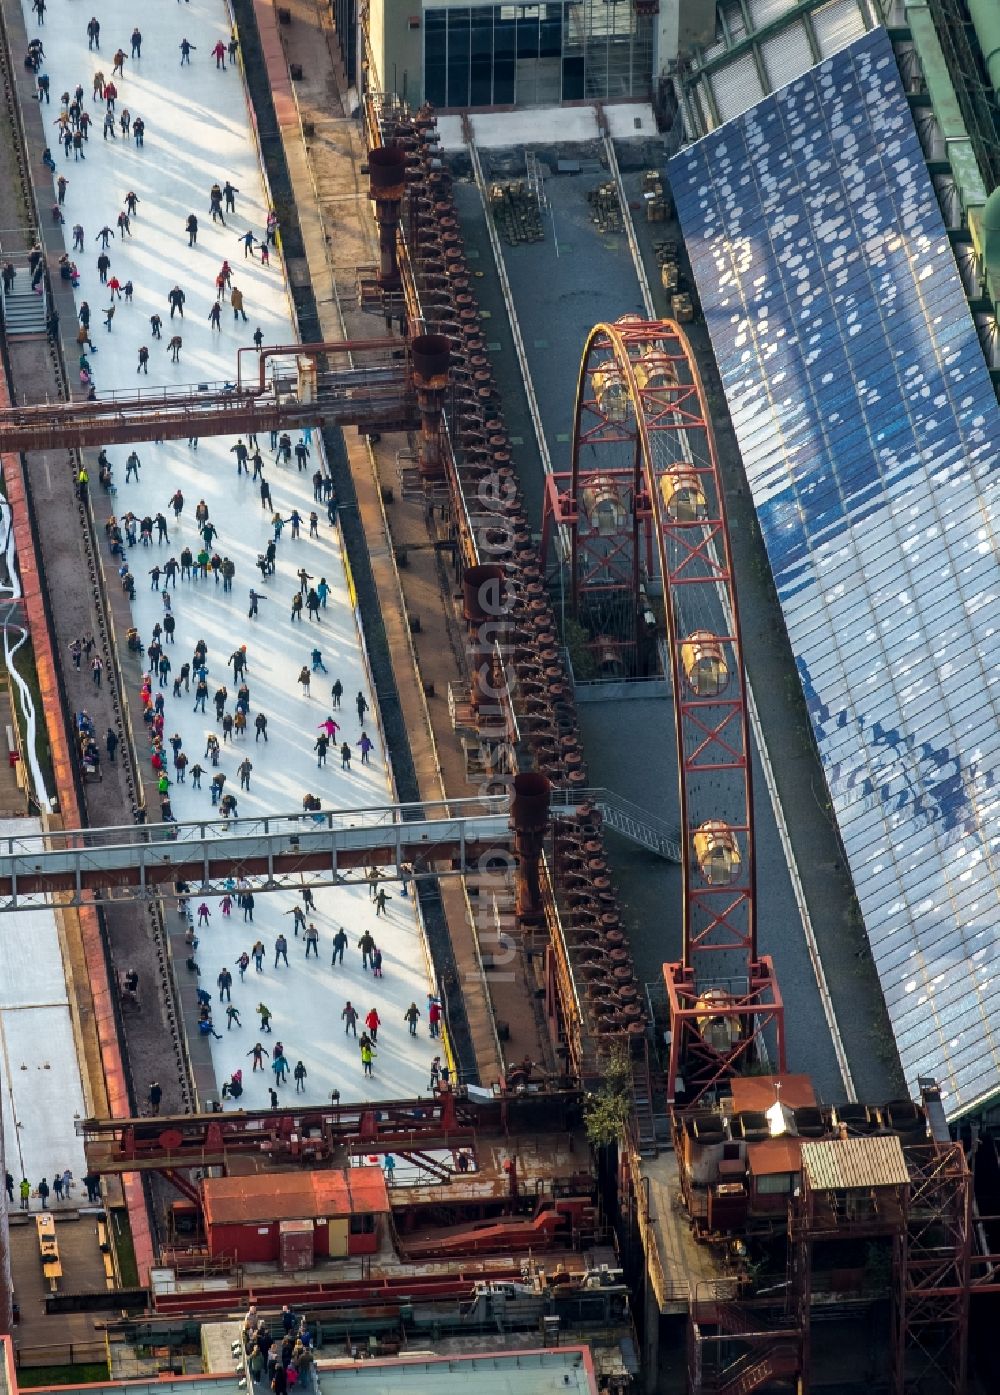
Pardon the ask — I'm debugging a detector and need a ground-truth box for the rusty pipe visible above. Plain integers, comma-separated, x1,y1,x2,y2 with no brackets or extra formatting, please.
510,771,551,921
368,146,407,292
410,333,450,482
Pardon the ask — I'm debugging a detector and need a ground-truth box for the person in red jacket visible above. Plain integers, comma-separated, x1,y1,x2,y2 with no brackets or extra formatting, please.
212,39,227,69
428,997,442,1038
364,1007,380,1043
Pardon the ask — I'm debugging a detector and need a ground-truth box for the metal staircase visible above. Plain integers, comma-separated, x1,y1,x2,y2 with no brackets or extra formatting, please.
2,288,48,337
630,1037,658,1157
688,1296,802,1395
711,1344,800,1395
552,787,682,862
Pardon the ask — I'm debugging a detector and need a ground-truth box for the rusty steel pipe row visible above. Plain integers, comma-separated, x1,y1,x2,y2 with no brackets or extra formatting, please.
380,114,644,1046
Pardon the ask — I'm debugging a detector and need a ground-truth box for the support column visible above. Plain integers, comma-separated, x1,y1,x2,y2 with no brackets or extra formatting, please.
0,1112,14,1334
643,1260,660,1395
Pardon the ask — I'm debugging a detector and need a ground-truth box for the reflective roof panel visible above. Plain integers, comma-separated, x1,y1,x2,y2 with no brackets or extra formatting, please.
669,26,1000,1120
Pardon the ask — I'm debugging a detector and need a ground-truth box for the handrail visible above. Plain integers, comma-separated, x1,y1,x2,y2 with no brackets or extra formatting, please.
0,812,523,907
549,785,683,861
0,791,512,854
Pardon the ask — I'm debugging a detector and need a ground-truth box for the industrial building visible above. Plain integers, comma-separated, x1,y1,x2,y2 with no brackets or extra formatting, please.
353,0,718,108
0,1345,603,1395
0,0,999,1392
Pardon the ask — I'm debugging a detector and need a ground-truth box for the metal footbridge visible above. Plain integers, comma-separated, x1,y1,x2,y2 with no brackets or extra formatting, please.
0,796,511,907
0,789,677,908
0,339,420,451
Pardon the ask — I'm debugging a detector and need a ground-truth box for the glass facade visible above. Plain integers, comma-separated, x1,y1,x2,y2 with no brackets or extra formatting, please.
424,2,653,108
671,28,1000,1118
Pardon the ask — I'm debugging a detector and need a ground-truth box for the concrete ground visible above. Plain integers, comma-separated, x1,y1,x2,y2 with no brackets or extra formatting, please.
9,1215,109,1365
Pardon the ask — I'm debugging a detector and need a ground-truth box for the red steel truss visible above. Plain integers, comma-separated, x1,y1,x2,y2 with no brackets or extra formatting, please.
544,318,783,1105
893,1141,972,1395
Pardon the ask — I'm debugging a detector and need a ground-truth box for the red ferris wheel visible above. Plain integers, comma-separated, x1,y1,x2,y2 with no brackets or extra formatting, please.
542,317,785,1105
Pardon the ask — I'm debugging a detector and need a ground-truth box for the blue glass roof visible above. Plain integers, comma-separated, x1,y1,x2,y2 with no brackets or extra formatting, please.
669,26,1000,1119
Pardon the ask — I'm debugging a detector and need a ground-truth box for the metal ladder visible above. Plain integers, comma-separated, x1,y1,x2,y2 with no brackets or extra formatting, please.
630,1037,658,1157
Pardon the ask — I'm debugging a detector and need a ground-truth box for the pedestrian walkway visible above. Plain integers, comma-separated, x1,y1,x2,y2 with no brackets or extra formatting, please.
19,0,434,1107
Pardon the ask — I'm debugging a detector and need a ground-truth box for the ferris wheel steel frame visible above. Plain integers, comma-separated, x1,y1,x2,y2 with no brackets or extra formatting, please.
554,318,785,1105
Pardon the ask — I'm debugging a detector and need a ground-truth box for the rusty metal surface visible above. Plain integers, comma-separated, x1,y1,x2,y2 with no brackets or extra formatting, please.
401,1128,591,1207
0,375,415,450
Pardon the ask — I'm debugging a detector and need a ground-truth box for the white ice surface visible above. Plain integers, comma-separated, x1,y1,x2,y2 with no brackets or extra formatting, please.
0,820,88,1205
24,0,434,1109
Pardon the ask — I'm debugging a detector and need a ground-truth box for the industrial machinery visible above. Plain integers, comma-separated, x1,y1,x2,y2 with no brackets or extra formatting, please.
0,313,781,1108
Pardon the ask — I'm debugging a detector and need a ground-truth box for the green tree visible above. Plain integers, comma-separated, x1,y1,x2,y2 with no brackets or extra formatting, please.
563,618,599,682
584,1044,632,1147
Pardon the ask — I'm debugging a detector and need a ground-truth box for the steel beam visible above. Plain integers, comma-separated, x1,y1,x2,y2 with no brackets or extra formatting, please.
0,378,415,451
79,1089,583,1173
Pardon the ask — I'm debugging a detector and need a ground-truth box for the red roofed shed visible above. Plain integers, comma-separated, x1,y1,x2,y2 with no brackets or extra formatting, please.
201,1167,389,1266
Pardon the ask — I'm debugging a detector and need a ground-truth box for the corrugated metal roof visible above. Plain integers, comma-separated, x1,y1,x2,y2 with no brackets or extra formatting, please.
202,1166,389,1226
801,1136,909,1191
684,0,870,135
812,0,866,56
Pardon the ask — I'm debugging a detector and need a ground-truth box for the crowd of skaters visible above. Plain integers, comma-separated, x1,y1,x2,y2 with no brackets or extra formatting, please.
20,7,280,400
157,874,448,1110
28,0,438,1112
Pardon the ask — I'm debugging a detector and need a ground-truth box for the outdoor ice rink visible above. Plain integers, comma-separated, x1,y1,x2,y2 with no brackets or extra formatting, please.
0,821,89,1209
24,0,432,1107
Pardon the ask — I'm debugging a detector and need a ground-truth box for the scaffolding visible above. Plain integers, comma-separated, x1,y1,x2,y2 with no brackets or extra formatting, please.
681,1078,989,1395
893,1141,971,1395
